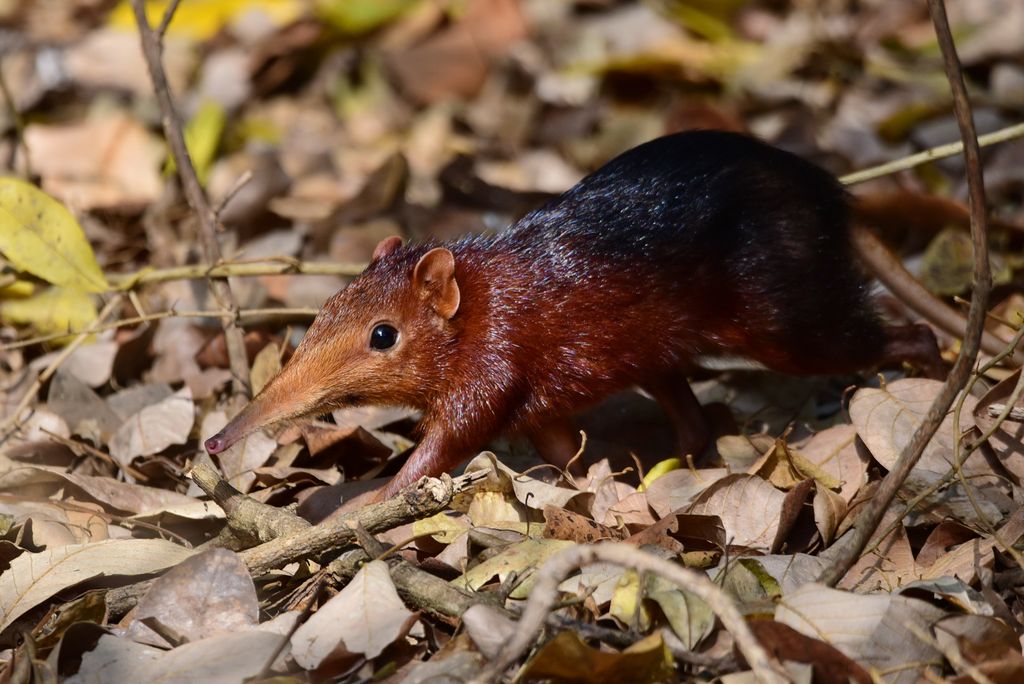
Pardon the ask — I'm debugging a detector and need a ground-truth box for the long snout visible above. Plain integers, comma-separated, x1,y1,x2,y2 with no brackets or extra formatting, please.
204,364,322,454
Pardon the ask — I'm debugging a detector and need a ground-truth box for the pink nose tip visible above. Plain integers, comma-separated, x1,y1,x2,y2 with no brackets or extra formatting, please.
205,434,227,454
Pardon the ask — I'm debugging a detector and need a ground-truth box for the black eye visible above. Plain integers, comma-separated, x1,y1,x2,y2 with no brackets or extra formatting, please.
370,324,399,350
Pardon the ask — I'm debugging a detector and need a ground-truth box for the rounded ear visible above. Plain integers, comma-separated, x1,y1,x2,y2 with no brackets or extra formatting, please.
372,236,404,262
413,248,460,319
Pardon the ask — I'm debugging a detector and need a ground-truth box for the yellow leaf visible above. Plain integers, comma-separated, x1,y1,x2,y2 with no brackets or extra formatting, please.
639,457,681,491
0,287,97,342
0,179,108,292
453,539,573,599
412,512,470,544
609,569,650,630
316,0,420,35
108,0,304,41
167,99,226,186
0,279,34,297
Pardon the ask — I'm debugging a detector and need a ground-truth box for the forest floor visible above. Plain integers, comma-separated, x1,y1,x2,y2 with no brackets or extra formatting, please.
2,1,1024,682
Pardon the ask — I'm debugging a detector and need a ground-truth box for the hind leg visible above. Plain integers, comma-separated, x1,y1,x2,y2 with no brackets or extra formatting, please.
879,324,945,379
641,371,709,459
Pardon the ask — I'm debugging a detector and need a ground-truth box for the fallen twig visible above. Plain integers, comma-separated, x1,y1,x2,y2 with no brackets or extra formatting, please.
131,0,251,404
474,543,788,684
839,121,1024,186
1,306,317,352
189,463,310,548
818,0,992,587
106,257,364,291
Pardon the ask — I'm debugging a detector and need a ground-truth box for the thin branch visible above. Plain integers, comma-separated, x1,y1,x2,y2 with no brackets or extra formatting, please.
0,61,31,179
130,0,251,404
839,121,1024,186
0,306,317,352
862,323,1024,557
818,0,992,587
155,0,183,40
474,544,787,684
107,257,364,291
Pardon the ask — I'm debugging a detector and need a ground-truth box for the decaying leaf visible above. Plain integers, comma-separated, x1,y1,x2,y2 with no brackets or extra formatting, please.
65,630,283,684
688,474,786,551
109,387,195,465
291,560,416,666
1,539,193,633
519,630,674,684
127,548,259,647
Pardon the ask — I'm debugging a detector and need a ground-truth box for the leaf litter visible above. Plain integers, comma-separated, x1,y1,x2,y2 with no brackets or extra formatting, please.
1,0,1024,682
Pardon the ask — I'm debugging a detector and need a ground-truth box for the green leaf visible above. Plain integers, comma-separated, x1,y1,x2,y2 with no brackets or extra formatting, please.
0,286,97,341
0,178,108,292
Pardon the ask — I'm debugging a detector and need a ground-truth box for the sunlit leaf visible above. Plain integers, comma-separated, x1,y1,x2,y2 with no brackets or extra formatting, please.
167,99,226,186
640,457,681,491
0,287,97,341
108,0,304,41
0,178,108,292
316,0,420,35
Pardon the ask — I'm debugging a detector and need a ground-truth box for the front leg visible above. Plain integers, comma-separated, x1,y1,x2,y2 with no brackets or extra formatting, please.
379,429,474,499
333,431,473,513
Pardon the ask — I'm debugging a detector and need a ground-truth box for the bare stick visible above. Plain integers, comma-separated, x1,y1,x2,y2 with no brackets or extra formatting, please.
0,62,31,179
130,0,251,403
851,226,1017,362
107,257,364,291
1,306,318,352
839,121,1024,186
239,472,485,575
818,0,992,587
474,543,787,684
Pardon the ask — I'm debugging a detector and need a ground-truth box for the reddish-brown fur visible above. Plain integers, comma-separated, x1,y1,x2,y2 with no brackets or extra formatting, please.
205,131,943,501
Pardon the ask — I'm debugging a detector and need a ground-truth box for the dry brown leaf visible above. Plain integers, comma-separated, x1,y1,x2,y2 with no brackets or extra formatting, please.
542,504,622,543
0,500,79,549
33,338,118,389
519,631,673,684
461,604,516,660
973,369,1024,481
25,111,164,210
688,474,785,551
126,548,258,647
644,467,729,518
455,538,574,599
291,560,416,666
602,490,655,527
387,0,527,105
109,387,194,465
812,486,847,546
840,506,917,592
776,583,944,684
64,630,282,684
463,452,593,513
850,378,1009,524
47,367,122,442
0,465,201,515
1,539,193,634
797,425,869,503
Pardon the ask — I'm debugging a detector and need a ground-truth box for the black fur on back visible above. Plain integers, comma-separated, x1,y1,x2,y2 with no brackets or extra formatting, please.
495,130,885,370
